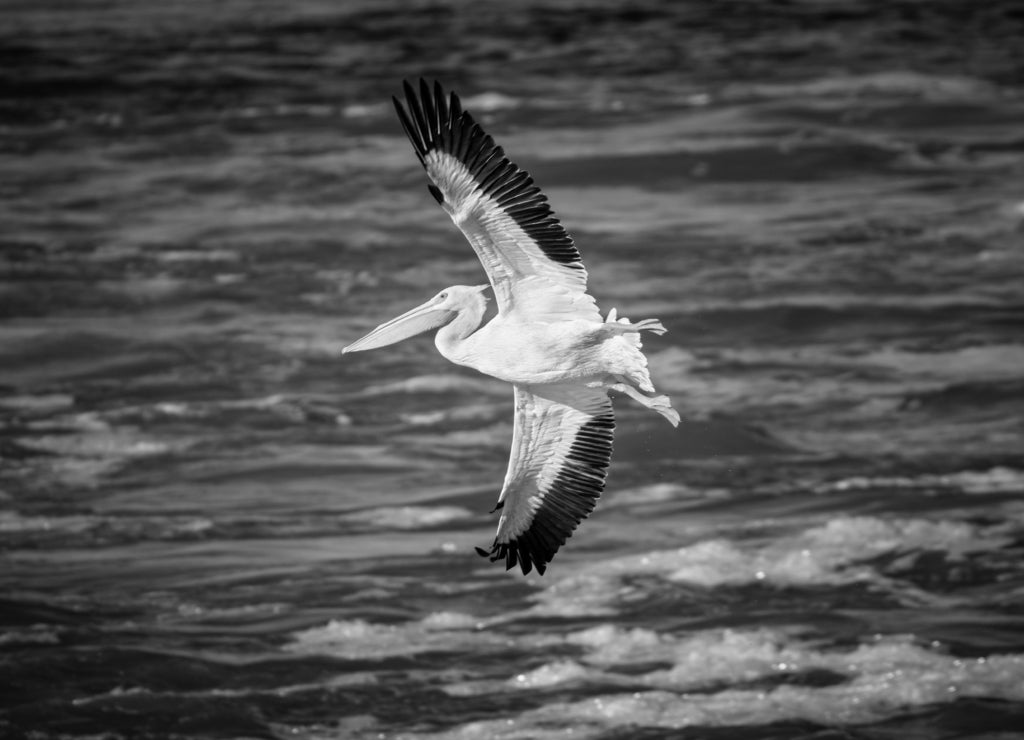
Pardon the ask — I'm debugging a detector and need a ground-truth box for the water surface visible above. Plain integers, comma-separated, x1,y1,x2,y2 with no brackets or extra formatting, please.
2,1,1024,738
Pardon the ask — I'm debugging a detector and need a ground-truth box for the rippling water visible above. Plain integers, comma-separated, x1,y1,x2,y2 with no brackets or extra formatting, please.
2,1,1024,738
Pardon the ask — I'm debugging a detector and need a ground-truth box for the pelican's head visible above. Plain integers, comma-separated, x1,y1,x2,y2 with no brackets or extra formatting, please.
343,284,489,353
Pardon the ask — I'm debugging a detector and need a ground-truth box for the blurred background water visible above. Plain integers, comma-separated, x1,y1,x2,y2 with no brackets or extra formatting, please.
2,1,1024,738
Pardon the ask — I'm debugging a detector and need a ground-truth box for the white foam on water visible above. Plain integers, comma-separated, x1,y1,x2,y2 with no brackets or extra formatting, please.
399,403,505,427
568,626,1003,695
19,457,126,490
146,394,352,426
0,510,215,540
155,249,240,263
858,344,1024,383
508,106,771,160
527,514,1012,618
341,505,475,530
0,393,74,414
11,411,179,490
444,660,600,699
460,92,520,112
0,510,101,534
379,628,1024,739
508,660,591,690
606,482,732,509
395,419,513,451
70,670,380,710
286,612,556,661
8,413,184,490
359,374,506,397
722,71,1000,102
171,600,289,622
511,651,1023,734
648,340,1024,418
819,466,1024,495
0,626,62,646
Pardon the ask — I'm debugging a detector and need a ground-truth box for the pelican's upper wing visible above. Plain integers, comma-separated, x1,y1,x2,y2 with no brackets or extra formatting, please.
476,384,614,575
393,79,601,322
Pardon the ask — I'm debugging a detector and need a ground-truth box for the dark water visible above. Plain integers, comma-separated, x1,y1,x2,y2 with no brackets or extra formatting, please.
3,1,1024,738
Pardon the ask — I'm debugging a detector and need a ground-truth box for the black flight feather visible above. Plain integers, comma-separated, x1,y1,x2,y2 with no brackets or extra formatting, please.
395,78,585,269
476,411,615,576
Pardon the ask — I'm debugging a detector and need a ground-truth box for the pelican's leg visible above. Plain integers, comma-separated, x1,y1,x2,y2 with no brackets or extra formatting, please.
608,380,680,427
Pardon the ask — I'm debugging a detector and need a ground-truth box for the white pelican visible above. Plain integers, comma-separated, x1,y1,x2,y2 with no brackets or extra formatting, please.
344,80,679,575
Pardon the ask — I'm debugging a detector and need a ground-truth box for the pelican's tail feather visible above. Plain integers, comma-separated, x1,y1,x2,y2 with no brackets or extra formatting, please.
647,393,681,426
602,310,668,342
600,311,667,391
610,381,680,427
631,318,667,335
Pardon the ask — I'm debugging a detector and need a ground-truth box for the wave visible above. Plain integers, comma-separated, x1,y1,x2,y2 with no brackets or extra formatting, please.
819,467,1024,496
341,505,475,531
722,71,1002,103
524,513,1014,618
285,613,1024,737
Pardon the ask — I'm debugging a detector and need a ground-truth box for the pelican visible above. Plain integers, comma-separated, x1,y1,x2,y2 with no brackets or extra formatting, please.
344,80,679,575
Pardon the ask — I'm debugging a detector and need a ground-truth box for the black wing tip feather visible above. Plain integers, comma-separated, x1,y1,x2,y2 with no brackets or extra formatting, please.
477,412,615,576
394,77,585,269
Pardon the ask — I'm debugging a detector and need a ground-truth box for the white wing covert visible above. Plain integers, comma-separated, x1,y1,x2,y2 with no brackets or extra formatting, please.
475,384,614,575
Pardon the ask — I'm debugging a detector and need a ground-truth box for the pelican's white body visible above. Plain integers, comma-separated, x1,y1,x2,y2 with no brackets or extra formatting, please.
435,295,656,393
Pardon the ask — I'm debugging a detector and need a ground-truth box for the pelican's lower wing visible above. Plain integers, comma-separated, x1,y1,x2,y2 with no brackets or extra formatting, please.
476,384,614,575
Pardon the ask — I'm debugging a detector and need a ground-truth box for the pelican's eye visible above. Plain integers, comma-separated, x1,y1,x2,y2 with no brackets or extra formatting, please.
438,292,449,301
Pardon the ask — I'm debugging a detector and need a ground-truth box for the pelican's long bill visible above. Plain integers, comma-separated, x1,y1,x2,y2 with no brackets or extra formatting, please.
342,297,454,354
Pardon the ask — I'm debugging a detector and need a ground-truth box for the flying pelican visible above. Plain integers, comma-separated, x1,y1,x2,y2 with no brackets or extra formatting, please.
344,80,679,575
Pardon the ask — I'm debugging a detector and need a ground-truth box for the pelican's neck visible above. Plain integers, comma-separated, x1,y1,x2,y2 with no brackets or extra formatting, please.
434,292,488,362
